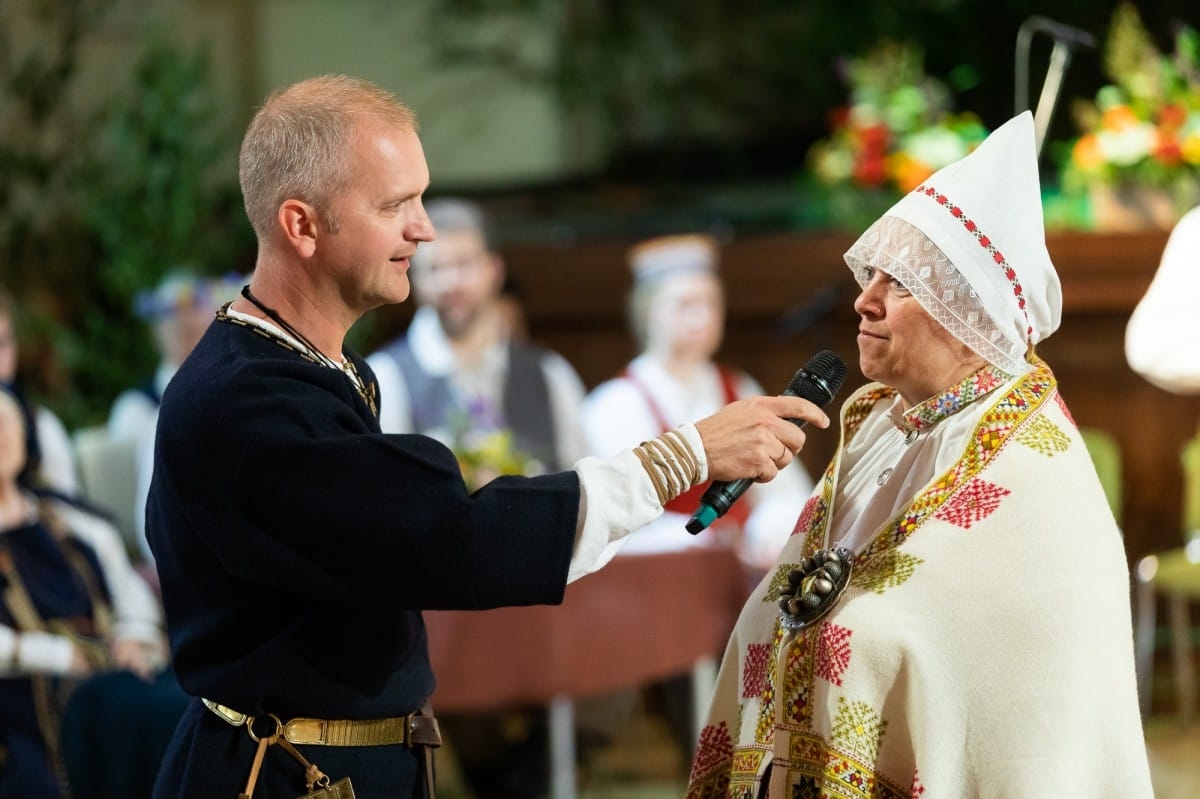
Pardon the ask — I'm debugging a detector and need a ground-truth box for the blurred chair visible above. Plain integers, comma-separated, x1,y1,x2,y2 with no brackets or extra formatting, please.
1134,425,1200,723
73,426,141,556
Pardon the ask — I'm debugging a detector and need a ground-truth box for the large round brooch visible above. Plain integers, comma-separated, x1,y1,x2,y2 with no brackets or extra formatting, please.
777,546,854,630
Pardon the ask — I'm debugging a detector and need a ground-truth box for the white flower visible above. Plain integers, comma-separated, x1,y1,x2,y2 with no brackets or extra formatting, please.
1096,122,1157,165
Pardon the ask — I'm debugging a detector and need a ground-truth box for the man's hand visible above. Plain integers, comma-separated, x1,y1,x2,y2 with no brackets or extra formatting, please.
695,395,830,483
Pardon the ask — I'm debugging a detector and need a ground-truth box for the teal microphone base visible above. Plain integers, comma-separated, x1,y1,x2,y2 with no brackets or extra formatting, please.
686,504,719,534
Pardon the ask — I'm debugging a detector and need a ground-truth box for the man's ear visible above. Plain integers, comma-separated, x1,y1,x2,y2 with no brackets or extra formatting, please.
277,199,321,258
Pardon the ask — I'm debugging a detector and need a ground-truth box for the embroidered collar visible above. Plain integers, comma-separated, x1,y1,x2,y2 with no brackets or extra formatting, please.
216,303,378,418
888,363,1011,436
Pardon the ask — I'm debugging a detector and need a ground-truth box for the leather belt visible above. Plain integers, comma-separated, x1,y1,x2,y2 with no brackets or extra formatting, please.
202,698,442,748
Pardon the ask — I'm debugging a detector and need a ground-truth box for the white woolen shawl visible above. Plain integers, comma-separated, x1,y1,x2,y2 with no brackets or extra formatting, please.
686,360,1153,798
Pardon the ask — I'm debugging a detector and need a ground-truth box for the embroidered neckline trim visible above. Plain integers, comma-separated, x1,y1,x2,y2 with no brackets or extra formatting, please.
888,363,1011,435
215,303,379,417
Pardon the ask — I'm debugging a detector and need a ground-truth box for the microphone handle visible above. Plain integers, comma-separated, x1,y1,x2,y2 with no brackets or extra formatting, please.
685,415,811,535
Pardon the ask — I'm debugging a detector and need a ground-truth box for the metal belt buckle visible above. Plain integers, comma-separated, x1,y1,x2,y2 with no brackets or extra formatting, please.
296,776,356,799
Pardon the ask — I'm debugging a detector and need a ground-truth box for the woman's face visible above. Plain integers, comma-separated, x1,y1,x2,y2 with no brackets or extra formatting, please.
644,271,725,362
853,265,987,407
0,392,26,483
0,313,17,384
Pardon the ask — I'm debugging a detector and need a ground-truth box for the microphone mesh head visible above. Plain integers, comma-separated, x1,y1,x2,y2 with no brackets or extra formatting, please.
786,350,848,407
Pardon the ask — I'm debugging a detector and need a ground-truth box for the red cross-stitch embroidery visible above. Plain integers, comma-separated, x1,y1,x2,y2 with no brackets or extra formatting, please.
912,768,926,797
916,183,1033,340
935,477,1011,529
1055,391,1076,427
816,622,852,686
793,494,822,537
742,643,770,698
689,721,734,784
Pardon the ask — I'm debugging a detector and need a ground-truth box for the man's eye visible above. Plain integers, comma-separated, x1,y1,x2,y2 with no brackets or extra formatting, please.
858,266,875,283
891,277,910,294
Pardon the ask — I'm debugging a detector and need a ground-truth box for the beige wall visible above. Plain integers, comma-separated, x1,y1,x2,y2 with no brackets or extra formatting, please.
52,0,599,190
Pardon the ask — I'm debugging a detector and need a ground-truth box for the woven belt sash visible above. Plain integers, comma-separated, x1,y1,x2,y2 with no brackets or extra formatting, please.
202,698,442,748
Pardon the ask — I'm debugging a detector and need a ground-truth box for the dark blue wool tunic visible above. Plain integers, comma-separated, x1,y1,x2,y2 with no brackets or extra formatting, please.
148,316,580,798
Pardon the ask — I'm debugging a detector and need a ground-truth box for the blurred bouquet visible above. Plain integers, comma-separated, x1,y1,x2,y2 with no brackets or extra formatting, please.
446,399,542,492
1057,2,1200,229
806,41,987,230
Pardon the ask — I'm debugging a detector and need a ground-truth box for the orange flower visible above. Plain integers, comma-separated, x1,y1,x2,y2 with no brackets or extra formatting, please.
1101,104,1140,131
887,153,934,193
1071,133,1105,170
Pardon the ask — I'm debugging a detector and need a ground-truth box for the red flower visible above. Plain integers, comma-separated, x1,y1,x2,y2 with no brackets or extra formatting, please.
854,155,888,187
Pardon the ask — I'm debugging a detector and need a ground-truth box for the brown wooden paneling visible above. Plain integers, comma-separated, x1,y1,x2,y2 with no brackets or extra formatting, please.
501,230,1198,567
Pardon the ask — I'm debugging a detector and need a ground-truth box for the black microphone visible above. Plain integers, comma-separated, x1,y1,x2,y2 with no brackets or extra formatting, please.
685,350,848,534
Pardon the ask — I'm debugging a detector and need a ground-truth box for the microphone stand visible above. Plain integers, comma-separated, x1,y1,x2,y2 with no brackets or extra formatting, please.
1014,16,1097,157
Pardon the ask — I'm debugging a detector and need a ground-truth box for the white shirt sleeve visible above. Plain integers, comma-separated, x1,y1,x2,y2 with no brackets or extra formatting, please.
1125,207,1200,394
133,419,157,562
58,503,166,662
36,406,79,496
106,389,159,443
0,625,77,676
540,351,591,468
566,423,707,583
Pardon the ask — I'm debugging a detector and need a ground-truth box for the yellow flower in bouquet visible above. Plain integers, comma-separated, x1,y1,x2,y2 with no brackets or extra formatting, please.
1058,2,1200,219
447,401,542,492
806,41,987,229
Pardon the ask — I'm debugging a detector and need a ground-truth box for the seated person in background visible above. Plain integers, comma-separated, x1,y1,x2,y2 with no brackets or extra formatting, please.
109,272,240,561
1125,204,1200,395
582,234,815,571
581,234,817,767
0,287,79,496
367,197,588,476
686,112,1153,798
366,198,590,799
0,385,172,798
108,271,241,443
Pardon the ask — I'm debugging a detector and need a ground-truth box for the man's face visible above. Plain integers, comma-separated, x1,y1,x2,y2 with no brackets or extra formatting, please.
645,271,725,362
318,124,435,316
410,229,503,339
156,303,216,367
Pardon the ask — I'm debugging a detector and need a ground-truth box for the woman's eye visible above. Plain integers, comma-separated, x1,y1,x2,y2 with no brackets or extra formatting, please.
891,277,911,295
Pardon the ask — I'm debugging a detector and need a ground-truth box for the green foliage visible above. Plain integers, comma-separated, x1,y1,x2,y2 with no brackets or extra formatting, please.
65,41,253,427
0,17,252,428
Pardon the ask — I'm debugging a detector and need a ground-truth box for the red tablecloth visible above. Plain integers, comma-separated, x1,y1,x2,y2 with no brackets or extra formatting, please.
424,546,752,711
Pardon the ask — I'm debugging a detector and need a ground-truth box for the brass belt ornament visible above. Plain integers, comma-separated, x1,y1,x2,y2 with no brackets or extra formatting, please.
234,712,356,799
203,699,440,798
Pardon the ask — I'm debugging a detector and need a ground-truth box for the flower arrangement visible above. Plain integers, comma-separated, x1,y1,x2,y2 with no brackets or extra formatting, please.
806,41,988,229
1057,2,1200,228
446,399,542,492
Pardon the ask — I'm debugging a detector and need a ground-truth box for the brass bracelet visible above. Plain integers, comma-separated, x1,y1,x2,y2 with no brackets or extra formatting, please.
643,438,683,498
633,443,672,505
660,430,700,486
633,429,703,506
